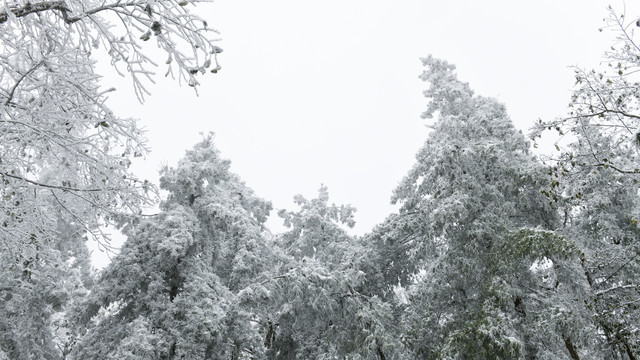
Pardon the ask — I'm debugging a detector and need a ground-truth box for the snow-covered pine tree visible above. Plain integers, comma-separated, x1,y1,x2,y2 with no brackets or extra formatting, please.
237,186,409,359
394,56,596,359
72,135,273,359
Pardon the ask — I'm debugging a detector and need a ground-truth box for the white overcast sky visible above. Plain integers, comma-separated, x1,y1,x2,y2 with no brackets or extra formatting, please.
97,1,639,243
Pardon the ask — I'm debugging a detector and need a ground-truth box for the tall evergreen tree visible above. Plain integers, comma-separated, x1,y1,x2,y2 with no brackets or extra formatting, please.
394,56,595,359
72,135,272,359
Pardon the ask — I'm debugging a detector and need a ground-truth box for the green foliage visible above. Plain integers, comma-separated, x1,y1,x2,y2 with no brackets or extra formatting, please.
496,228,579,264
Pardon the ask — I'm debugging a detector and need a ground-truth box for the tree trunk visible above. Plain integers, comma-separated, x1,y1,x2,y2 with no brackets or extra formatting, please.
376,338,386,360
563,336,580,360
624,341,637,360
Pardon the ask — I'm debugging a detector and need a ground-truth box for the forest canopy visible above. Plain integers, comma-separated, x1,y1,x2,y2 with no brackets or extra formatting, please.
1,2,639,360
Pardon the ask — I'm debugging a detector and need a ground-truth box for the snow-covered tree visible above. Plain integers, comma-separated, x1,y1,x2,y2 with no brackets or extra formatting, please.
532,8,640,358
394,56,597,359
532,6,640,185
276,184,355,263
0,0,220,266
0,1,219,357
0,216,93,359
560,164,640,359
0,0,221,255
532,7,640,358
238,186,408,359
72,135,272,359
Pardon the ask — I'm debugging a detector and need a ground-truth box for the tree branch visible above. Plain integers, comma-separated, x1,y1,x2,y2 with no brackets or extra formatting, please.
4,60,44,106
595,284,638,296
564,109,640,122
595,252,640,288
1,171,119,192
593,162,640,175
0,1,68,24
0,0,144,25
57,1,144,25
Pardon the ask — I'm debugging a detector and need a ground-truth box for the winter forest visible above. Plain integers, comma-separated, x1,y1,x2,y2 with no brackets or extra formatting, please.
1,0,639,359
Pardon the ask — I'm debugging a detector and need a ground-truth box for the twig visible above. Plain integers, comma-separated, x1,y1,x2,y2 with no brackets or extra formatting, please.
4,61,44,106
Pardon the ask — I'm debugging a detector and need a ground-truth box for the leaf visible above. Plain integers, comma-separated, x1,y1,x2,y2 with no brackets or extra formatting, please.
140,31,151,41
